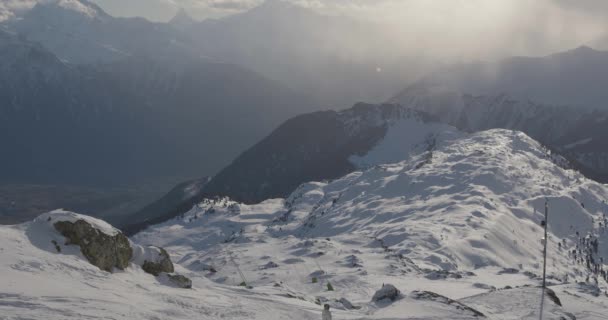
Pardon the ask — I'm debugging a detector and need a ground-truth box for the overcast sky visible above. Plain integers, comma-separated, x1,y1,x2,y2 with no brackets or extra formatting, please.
86,0,608,56
84,0,608,23
1,0,607,60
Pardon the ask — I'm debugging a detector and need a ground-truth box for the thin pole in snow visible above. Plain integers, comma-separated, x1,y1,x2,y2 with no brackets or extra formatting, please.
227,249,248,287
539,200,549,320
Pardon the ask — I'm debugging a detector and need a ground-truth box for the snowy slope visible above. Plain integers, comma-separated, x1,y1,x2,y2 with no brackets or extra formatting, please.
133,128,608,319
389,47,608,183
392,83,608,183
138,129,608,273
3,128,608,319
124,103,457,234
0,211,335,319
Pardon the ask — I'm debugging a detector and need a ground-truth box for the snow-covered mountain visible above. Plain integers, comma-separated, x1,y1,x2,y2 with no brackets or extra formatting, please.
169,8,197,31
1,0,432,107
4,126,607,319
391,84,608,183
132,127,608,318
123,103,456,234
5,0,190,64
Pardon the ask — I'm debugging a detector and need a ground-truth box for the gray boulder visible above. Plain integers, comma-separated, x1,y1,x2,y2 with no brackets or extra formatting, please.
372,284,401,302
141,246,174,276
165,273,193,289
260,261,279,270
339,298,360,310
54,219,132,272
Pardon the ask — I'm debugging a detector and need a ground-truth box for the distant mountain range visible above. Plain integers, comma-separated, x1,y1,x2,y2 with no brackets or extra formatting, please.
390,48,608,182
0,28,312,187
181,0,432,107
408,46,608,110
4,0,432,107
7,0,190,63
4,0,608,230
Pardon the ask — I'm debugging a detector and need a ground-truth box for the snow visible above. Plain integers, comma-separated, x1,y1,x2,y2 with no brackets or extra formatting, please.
40,209,120,236
55,0,98,18
3,129,608,319
349,117,461,168
130,244,164,266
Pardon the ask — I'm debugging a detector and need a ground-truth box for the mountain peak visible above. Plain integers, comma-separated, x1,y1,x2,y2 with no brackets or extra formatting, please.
31,0,109,20
553,44,605,59
169,8,196,29
250,0,311,14
573,45,596,53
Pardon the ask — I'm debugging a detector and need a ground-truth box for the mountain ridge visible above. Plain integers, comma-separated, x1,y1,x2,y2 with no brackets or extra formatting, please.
391,83,608,183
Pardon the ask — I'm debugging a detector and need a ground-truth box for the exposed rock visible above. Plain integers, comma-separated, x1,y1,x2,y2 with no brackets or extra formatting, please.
141,246,174,276
54,219,132,272
260,261,279,270
372,284,401,302
411,291,485,317
545,288,562,306
424,269,468,280
344,255,363,268
498,268,519,275
473,283,497,291
339,297,360,310
165,273,192,289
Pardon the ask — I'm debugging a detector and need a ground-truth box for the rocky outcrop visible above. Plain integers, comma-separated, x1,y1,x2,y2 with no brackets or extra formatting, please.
54,219,132,272
545,288,562,307
165,273,193,289
372,284,401,302
260,261,279,270
411,291,485,317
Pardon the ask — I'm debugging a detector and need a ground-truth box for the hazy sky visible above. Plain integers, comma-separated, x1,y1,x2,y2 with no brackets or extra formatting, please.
86,0,608,24
85,0,608,56
1,0,607,60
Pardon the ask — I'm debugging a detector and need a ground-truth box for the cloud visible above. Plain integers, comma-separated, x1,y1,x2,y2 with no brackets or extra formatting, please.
0,0,38,21
313,0,608,58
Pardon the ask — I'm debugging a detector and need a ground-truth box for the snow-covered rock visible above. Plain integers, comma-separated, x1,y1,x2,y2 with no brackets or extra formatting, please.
53,217,132,272
132,245,174,276
371,284,401,302
161,273,193,289
29,210,132,272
